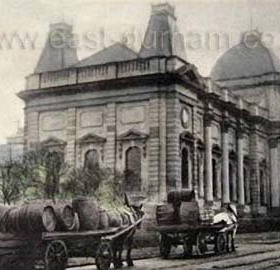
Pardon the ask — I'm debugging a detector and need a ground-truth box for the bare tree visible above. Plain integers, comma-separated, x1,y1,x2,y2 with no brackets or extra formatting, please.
0,161,25,205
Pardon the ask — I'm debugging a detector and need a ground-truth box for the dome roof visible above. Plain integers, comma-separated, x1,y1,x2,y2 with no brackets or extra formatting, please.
211,33,280,82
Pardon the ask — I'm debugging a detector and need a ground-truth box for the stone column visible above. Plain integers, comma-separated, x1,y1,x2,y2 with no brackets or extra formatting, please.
148,96,166,201
66,108,76,166
237,131,245,206
23,108,28,153
221,120,230,204
269,138,279,208
166,94,181,192
159,95,167,202
105,103,116,169
250,125,260,214
204,113,213,203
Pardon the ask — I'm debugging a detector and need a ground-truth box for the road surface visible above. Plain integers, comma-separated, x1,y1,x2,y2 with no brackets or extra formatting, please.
67,242,280,270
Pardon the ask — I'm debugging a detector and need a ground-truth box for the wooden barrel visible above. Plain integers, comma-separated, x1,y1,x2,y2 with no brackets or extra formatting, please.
107,210,123,228
53,204,75,231
23,199,76,232
3,204,57,233
156,204,175,225
98,207,109,230
0,204,9,221
0,204,10,232
41,205,57,232
72,197,100,231
71,212,80,231
180,202,199,225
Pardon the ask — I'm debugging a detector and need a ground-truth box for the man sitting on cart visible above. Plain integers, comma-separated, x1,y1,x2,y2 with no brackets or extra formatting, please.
213,204,238,252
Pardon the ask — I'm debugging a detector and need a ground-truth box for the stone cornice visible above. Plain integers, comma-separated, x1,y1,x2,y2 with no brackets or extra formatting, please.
18,55,273,132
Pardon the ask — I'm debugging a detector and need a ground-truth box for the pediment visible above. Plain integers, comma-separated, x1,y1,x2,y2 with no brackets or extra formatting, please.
177,64,206,88
76,133,106,144
118,129,149,141
41,137,66,147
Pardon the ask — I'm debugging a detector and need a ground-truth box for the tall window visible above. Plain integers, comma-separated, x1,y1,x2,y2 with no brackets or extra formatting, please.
197,151,204,197
212,158,217,198
181,148,189,189
260,169,267,206
229,163,236,202
45,150,64,199
84,149,99,172
244,167,251,204
125,146,141,192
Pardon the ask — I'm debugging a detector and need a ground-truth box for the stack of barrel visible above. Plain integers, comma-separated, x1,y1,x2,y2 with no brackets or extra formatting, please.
0,196,135,270
0,196,133,234
156,190,200,226
0,200,80,234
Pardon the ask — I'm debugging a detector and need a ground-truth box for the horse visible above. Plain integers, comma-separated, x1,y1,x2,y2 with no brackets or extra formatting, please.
110,194,144,268
213,204,238,251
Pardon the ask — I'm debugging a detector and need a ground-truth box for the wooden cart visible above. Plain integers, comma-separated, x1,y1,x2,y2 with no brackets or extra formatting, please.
156,222,237,259
0,217,143,270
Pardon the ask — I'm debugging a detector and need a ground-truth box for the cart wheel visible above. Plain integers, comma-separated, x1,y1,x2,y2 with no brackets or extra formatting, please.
159,234,171,259
183,241,192,258
196,232,207,256
227,232,235,253
45,240,68,270
215,233,227,255
96,241,113,270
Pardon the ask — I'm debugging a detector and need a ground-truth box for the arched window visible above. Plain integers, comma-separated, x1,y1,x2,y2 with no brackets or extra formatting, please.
259,159,267,206
229,163,237,202
260,169,267,206
84,149,99,172
181,148,189,189
197,151,204,198
244,167,251,204
45,150,64,198
125,146,141,192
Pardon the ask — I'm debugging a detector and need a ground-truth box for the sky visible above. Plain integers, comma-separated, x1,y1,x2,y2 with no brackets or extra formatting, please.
0,0,280,143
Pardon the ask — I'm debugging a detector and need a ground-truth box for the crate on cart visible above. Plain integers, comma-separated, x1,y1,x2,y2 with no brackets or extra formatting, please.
156,191,237,258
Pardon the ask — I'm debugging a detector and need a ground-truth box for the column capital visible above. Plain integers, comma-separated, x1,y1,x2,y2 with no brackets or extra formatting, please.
269,137,278,148
237,126,246,139
204,110,214,127
221,118,231,133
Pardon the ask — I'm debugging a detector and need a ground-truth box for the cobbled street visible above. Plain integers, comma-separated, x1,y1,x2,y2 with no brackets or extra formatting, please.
68,242,280,270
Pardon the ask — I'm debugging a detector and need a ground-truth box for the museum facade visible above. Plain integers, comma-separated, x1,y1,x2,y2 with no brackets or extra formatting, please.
18,3,280,222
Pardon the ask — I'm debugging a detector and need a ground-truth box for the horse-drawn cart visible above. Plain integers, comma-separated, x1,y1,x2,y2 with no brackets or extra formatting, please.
156,191,238,259
0,217,143,270
157,221,237,259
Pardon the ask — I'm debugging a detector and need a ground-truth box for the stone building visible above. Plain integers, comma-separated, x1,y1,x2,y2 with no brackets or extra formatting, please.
18,3,280,226
0,127,24,165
